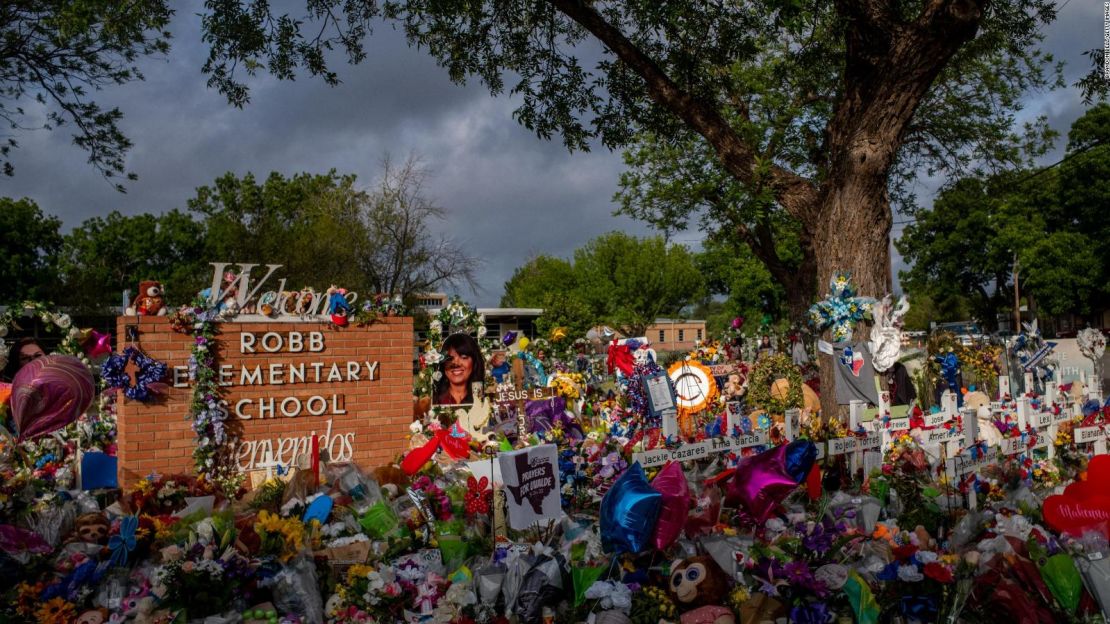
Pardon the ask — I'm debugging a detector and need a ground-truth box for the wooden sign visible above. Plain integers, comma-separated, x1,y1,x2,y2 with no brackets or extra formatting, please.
495,387,556,404
632,432,769,468
1075,425,1108,455
708,364,737,376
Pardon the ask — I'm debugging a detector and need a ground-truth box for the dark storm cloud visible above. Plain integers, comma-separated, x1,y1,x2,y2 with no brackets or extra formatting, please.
0,11,650,306
0,2,1094,306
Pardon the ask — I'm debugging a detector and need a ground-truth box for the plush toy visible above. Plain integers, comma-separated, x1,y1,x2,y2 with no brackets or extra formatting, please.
126,281,167,316
69,512,110,545
680,605,736,624
666,555,731,609
75,608,109,624
326,286,351,326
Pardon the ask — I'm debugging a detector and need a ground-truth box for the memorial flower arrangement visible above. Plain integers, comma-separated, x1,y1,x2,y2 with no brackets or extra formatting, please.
5,283,1110,624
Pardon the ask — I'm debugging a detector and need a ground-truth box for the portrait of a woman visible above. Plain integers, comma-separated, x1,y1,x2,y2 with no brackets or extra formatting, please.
434,333,486,405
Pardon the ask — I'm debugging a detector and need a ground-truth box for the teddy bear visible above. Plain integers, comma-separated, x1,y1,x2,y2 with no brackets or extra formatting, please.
126,281,167,316
667,555,731,610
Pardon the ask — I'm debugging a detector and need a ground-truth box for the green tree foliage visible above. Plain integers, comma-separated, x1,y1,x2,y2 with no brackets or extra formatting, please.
693,237,783,334
0,1,172,186
49,161,478,310
897,104,1110,324
501,256,576,308
58,210,207,310
192,0,1063,414
574,233,705,337
502,233,704,339
0,198,63,302
187,170,369,292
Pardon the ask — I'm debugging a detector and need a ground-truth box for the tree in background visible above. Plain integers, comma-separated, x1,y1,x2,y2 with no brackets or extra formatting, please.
501,256,576,309
41,159,479,310
194,0,1064,416
0,198,63,302
693,237,785,335
897,104,1110,326
502,233,703,339
187,170,369,292
57,210,207,310
0,1,172,186
356,156,480,302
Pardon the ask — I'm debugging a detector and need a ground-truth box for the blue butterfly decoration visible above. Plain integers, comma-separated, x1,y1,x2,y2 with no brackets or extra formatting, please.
109,515,138,567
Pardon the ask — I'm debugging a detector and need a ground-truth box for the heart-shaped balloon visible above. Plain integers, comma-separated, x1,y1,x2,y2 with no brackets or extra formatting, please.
10,355,94,442
651,461,689,550
1043,494,1110,537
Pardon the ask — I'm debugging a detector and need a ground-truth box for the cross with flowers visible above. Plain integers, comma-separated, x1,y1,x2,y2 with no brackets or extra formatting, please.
807,272,877,342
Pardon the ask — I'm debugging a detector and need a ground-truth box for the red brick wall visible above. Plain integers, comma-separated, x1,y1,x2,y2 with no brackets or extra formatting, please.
114,316,413,484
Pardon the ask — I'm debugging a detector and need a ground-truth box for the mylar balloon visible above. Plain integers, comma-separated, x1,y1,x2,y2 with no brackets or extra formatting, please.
600,462,661,554
726,440,816,523
11,355,94,442
651,461,690,550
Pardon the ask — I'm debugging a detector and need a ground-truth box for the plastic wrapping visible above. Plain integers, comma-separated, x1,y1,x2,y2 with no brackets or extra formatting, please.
1076,552,1110,619
501,549,534,617
267,556,324,624
515,555,565,624
26,499,76,547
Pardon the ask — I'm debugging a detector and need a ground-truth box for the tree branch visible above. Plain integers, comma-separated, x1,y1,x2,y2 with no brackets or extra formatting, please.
546,0,817,218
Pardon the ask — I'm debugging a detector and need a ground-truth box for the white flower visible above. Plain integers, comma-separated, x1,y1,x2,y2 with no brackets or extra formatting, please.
195,518,215,543
425,350,442,365
477,326,487,337
429,320,443,333
410,421,425,434
916,551,939,564
897,564,924,582
54,313,72,329
432,371,442,382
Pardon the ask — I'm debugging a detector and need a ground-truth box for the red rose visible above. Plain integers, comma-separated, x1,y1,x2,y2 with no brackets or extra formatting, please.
924,561,954,583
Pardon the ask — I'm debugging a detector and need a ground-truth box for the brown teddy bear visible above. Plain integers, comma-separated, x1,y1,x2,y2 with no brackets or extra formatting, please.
126,281,167,316
667,555,731,609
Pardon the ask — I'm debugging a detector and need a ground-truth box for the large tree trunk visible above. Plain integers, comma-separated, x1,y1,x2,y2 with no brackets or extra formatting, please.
808,0,985,420
812,174,893,420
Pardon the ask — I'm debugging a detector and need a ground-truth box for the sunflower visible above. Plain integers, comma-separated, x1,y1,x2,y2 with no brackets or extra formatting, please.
35,597,76,624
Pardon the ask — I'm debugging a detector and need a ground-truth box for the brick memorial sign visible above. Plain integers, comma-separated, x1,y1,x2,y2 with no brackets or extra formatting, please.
114,305,413,482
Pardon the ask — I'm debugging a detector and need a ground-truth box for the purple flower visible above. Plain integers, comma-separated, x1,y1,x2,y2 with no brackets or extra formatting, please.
802,524,834,554
789,602,831,624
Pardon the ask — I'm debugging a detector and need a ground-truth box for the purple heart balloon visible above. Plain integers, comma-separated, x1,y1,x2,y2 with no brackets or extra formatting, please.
11,355,95,442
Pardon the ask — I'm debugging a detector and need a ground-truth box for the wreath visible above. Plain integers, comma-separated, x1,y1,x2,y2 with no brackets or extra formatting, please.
102,347,168,402
747,353,804,415
417,298,495,404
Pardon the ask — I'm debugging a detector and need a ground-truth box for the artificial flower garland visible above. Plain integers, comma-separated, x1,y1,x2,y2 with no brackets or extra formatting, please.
169,295,242,494
416,298,493,402
747,353,804,415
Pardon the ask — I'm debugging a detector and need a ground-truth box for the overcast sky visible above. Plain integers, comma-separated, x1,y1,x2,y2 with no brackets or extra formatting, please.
0,1,1100,307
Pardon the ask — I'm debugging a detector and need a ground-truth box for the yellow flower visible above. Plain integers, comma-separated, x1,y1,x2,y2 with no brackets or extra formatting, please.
35,597,76,624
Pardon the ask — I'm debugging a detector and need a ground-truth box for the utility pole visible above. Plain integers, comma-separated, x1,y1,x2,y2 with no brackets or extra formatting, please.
1012,252,1021,332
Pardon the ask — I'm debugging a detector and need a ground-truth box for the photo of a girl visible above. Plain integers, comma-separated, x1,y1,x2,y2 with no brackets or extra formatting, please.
433,333,486,406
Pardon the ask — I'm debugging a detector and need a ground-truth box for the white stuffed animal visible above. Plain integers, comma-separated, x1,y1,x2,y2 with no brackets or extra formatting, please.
869,294,910,373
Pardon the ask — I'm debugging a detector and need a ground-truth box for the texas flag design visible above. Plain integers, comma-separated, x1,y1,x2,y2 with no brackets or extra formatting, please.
840,346,865,377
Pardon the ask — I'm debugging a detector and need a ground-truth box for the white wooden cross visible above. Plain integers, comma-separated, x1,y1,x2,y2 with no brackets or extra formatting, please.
256,447,282,480
998,374,1010,400
1074,424,1108,456
945,447,997,510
